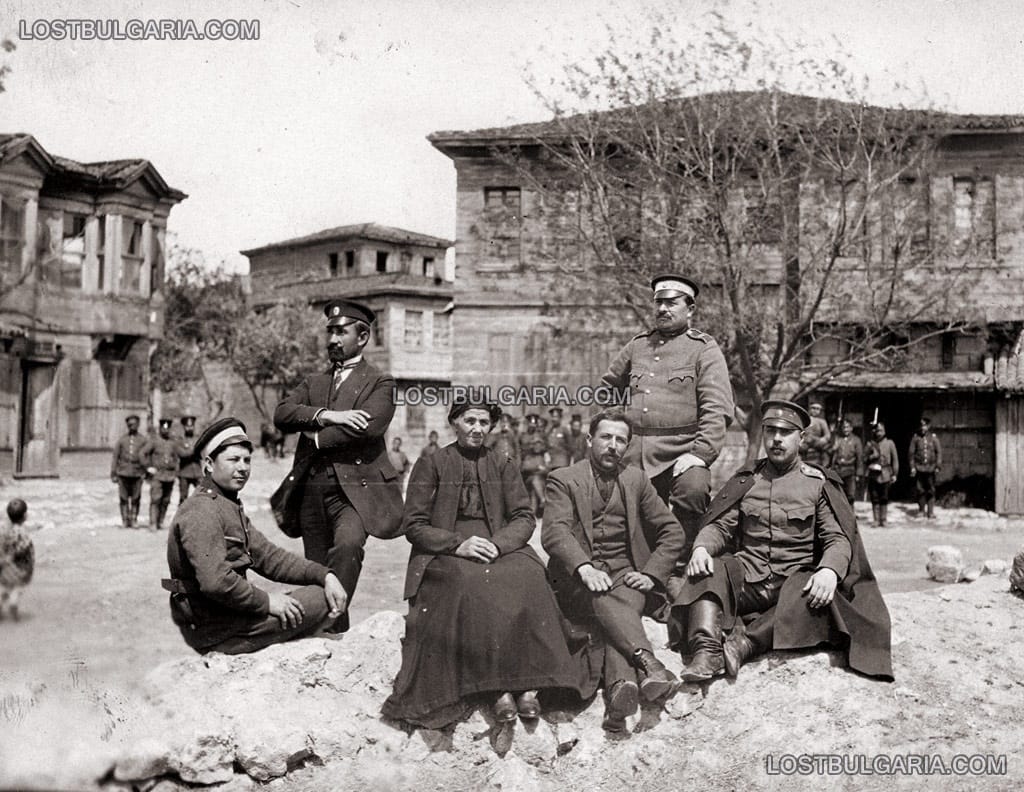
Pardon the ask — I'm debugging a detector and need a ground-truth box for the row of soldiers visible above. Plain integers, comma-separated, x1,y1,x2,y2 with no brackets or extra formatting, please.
110,415,203,530
801,404,943,524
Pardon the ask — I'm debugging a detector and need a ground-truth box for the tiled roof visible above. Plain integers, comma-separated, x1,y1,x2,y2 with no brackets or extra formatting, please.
815,370,994,392
241,223,454,257
0,133,186,200
252,272,454,305
429,91,1024,147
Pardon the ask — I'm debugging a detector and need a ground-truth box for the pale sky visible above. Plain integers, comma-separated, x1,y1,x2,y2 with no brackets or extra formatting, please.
1,0,1022,271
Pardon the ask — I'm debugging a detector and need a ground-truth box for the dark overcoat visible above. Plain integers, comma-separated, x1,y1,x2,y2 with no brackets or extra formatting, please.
672,460,893,680
271,359,404,540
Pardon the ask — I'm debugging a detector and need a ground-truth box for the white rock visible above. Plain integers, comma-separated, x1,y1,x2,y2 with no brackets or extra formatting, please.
664,685,705,719
962,566,982,583
487,755,552,792
114,737,175,781
981,559,1007,575
175,732,235,785
509,719,558,766
926,545,964,583
235,724,310,781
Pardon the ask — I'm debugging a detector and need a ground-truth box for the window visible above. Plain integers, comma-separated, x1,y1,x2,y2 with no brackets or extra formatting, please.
481,186,522,267
403,310,423,348
120,220,144,293
422,256,435,278
941,332,956,370
434,312,451,347
0,198,25,276
345,250,355,272
149,228,165,291
96,216,106,290
376,250,389,273
952,177,995,257
890,178,930,261
400,250,413,274
99,359,144,402
329,252,339,276
59,213,86,289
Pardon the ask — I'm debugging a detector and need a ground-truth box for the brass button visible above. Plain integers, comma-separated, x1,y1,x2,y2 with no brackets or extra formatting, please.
355,459,362,465
361,479,367,487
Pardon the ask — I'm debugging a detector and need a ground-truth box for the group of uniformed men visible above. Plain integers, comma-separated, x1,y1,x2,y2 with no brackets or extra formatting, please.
110,414,201,530
159,272,893,731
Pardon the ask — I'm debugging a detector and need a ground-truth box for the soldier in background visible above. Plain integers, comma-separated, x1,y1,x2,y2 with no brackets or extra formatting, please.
388,437,411,495
485,413,520,461
865,422,899,527
830,418,863,505
545,406,571,472
110,414,146,529
177,415,202,504
142,418,180,531
420,430,441,459
567,413,588,463
601,274,734,559
909,417,942,520
800,402,832,466
519,413,548,515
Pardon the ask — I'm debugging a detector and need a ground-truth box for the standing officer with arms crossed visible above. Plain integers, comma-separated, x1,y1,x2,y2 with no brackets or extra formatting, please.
601,274,734,560
272,300,405,633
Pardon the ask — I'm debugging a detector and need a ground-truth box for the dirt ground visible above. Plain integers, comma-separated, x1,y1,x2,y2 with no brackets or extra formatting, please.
1,459,1022,712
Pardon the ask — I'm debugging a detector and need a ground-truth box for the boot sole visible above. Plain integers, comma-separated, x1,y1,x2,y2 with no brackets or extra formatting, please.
640,677,677,700
606,681,639,719
680,666,724,683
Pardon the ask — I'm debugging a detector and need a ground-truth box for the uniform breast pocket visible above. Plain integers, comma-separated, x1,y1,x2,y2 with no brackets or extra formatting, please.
667,365,697,394
783,504,815,536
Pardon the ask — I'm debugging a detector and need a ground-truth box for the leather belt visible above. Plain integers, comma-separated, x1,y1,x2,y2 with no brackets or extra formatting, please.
633,422,699,437
162,578,200,594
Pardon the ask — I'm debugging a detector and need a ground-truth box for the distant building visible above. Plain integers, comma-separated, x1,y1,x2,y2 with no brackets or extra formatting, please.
429,95,1024,513
242,223,455,453
0,133,186,477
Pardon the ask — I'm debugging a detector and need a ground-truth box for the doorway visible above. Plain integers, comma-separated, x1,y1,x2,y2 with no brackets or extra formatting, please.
15,360,60,477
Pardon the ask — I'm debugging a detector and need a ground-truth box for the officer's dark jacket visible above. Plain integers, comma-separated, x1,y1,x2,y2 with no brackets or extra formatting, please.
111,432,146,478
165,478,330,650
271,359,404,540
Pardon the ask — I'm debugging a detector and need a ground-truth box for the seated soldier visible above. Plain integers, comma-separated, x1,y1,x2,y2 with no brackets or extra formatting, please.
542,409,684,732
164,417,347,654
670,400,893,683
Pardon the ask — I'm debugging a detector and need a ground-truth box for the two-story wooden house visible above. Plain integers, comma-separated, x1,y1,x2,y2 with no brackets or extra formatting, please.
429,96,1024,513
242,223,455,452
0,133,185,477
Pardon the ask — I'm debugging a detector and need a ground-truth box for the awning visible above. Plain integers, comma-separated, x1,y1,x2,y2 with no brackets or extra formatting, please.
814,370,993,392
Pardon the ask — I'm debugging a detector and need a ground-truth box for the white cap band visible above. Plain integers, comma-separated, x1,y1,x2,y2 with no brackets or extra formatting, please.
201,426,248,459
653,279,696,300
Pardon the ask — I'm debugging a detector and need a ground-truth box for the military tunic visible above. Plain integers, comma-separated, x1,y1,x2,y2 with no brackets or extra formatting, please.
694,461,851,583
546,423,571,469
601,327,734,477
142,436,180,482
800,416,832,466
111,432,146,478
165,479,331,651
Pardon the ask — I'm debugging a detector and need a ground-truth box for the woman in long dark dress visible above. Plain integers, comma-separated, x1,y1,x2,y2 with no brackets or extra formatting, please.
381,400,582,728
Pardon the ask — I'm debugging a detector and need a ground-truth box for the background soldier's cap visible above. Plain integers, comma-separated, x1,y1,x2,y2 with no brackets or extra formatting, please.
158,418,173,428
809,401,824,409
548,406,564,417
651,273,700,301
125,414,140,423
761,400,810,430
570,413,582,422
180,415,197,426
525,413,540,422
323,299,376,328
195,417,253,460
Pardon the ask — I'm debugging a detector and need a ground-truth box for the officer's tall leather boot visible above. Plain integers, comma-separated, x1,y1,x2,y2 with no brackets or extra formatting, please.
149,503,161,532
127,500,138,528
119,502,131,529
879,504,888,527
926,499,935,520
680,596,725,682
724,617,771,677
871,504,880,526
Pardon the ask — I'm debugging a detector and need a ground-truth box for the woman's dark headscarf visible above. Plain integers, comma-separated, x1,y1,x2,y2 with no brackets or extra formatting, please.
448,399,502,426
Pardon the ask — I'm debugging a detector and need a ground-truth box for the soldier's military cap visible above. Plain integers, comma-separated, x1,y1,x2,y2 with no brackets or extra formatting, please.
525,413,540,423
125,414,140,423
158,417,173,429
195,417,253,460
570,413,582,422
651,273,700,301
548,406,564,417
761,400,810,431
324,299,376,328
180,415,197,426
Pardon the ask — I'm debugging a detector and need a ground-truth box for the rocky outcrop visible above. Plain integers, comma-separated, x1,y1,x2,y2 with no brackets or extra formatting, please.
926,544,965,583
2,575,1023,791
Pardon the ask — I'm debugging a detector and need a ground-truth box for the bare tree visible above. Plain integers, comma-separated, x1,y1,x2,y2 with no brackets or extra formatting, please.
498,10,978,459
